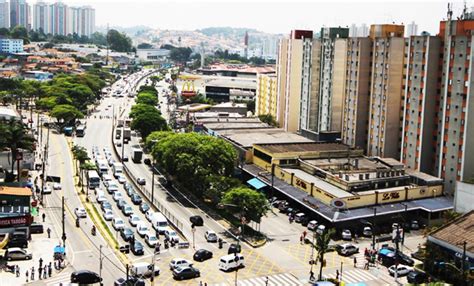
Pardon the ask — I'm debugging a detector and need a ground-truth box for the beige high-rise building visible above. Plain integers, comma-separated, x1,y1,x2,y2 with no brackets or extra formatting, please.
255,73,278,118
401,36,441,174
341,37,373,151
367,24,406,159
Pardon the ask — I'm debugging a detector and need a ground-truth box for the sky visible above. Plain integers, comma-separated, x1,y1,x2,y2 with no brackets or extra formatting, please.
59,0,465,34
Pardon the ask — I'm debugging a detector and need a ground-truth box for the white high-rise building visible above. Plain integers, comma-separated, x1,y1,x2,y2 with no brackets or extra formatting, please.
33,1,49,33
49,1,68,35
349,23,369,37
0,0,9,29
10,0,30,29
406,21,418,36
68,5,95,37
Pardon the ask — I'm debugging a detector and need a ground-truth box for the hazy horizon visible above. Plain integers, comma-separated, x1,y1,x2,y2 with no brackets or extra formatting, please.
50,0,461,35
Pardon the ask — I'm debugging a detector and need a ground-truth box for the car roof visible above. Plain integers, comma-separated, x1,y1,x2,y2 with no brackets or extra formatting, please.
7,247,22,251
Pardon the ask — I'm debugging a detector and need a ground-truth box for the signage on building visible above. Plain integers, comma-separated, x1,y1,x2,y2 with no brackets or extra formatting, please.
0,215,32,227
330,199,347,209
382,192,400,201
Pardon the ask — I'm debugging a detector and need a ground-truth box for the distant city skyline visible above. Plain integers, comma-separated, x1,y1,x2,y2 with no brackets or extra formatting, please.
54,0,459,35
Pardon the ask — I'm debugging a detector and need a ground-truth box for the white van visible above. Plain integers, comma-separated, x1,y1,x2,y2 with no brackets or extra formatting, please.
130,262,160,278
96,191,106,203
218,254,244,271
316,224,326,235
151,213,168,234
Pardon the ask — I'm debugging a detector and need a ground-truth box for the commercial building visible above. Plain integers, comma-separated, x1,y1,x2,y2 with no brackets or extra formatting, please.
0,37,23,53
367,24,406,159
209,102,247,116
204,77,256,102
255,73,277,118
0,0,9,28
136,48,170,64
9,0,29,29
434,17,474,194
243,141,451,228
401,35,441,174
0,186,32,227
341,37,372,151
198,63,275,79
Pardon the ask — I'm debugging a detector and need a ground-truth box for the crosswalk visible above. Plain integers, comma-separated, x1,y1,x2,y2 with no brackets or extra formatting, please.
326,269,378,284
44,270,72,286
212,273,303,286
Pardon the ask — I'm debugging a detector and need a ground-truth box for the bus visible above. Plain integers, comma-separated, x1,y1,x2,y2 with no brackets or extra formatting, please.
76,125,86,137
87,170,101,189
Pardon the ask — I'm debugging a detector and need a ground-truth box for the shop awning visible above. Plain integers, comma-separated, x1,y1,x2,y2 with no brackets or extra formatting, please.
247,178,267,190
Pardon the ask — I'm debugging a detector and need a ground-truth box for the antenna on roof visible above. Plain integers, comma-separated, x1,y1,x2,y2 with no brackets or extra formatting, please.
447,3,453,21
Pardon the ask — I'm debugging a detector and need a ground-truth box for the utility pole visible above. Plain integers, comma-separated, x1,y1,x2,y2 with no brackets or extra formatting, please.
61,196,67,254
106,23,109,66
372,207,377,250
461,241,467,286
151,161,155,204
99,245,103,281
271,164,275,198
41,120,50,201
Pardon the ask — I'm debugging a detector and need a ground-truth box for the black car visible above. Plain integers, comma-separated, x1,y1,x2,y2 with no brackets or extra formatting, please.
71,270,102,284
278,201,290,213
117,199,126,209
140,203,150,213
126,187,135,197
122,155,129,162
131,241,144,255
193,249,213,262
144,158,151,165
190,215,204,227
101,201,112,212
172,266,200,280
29,222,44,234
131,194,142,205
396,251,415,266
120,228,134,242
124,182,133,192
228,243,241,254
114,277,145,286
407,270,428,284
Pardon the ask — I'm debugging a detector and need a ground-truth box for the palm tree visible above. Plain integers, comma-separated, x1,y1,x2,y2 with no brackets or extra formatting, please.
0,119,35,181
71,144,89,192
312,228,335,281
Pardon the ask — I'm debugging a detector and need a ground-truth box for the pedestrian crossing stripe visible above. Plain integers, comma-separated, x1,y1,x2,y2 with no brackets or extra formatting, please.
45,270,72,286
326,269,377,284
211,272,303,286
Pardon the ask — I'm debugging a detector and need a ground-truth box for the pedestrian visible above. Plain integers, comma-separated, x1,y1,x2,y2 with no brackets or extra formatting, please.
364,260,369,270
47,227,51,238
300,234,304,244
353,256,357,268
15,265,20,277
199,281,203,286
336,269,339,280
303,230,307,239
39,265,43,279
265,276,269,286
43,265,47,279
25,270,29,283
309,270,315,281
42,213,46,222
354,233,358,243
364,248,368,257
48,263,52,277
39,257,43,268
31,267,35,280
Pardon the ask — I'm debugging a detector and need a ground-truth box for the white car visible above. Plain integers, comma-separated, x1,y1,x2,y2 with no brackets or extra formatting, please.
107,182,119,194
341,229,352,241
103,209,113,221
102,175,113,184
163,228,179,243
52,183,61,190
136,223,149,237
117,174,127,184
169,258,192,270
112,217,125,230
113,192,123,202
129,214,141,227
307,220,318,231
74,207,87,218
145,232,159,247
42,186,52,194
146,210,156,222
388,264,413,277
204,230,218,242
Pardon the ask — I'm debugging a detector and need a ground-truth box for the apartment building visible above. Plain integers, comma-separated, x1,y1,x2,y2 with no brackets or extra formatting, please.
0,37,22,53
367,24,406,159
9,0,29,29
32,1,48,33
255,73,278,118
434,18,474,193
401,35,441,174
48,1,67,35
341,37,372,151
0,0,9,28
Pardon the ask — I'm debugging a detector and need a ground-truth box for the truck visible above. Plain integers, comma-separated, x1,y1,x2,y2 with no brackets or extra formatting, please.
115,129,121,139
123,128,131,142
117,119,124,128
132,148,143,163
112,162,123,178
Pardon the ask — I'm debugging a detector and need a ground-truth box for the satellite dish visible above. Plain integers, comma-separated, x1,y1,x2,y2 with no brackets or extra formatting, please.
330,199,347,209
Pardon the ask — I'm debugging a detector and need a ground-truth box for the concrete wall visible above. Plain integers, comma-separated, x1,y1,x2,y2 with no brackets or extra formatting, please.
454,181,474,213
285,39,303,132
331,39,347,132
276,40,288,127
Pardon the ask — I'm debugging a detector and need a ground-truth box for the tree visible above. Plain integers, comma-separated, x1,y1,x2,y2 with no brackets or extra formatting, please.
71,144,90,193
169,47,193,63
145,131,173,150
0,27,9,37
310,228,335,281
0,119,35,181
205,175,242,205
136,92,158,106
138,85,157,95
10,26,29,43
90,32,107,46
221,187,270,223
137,43,153,49
130,111,168,140
129,103,159,119
50,104,84,125
258,114,278,127
107,29,133,52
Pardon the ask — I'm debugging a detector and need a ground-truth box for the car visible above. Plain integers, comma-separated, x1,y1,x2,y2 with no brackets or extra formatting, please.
193,249,213,262
307,220,318,231
146,210,156,222
124,182,134,192
120,228,134,242
103,209,114,221
341,229,352,240
397,251,415,266
4,248,32,260
42,186,52,194
336,243,359,256
29,222,44,234
131,194,142,205
114,277,145,286
145,232,159,247
113,191,123,202
163,228,179,243
407,270,428,284
388,264,413,277
117,174,127,184
204,230,218,242
107,182,119,194
113,217,125,231
140,203,150,213
144,158,151,165
116,141,122,147
169,258,193,270
75,207,87,218
294,213,306,223
410,220,420,230
123,155,129,162
108,158,116,167
190,215,204,227
129,214,141,226
228,243,241,254
101,201,112,212
52,183,61,190
362,226,373,237
131,241,144,255
137,223,150,237
121,204,133,216
172,266,200,280
117,199,126,209
137,178,146,185
71,270,102,284
102,174,113,183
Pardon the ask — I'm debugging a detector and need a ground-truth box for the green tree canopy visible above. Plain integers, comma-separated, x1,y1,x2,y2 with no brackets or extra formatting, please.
138,85,157,95
221,187,270,223
129,103,159,119
169,47,193,63
130,110,168,139
145,131,173,150
50,104,84,125
137,43,153,49
107,29,133,52
136,92,158,106
258,114,278,127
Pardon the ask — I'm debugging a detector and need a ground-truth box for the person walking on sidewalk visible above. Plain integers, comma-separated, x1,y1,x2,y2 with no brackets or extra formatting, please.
25,270,29,283
42,213,46,222
43,265,47,279
48,262,52,277
39,265,43,280
15,265,20,277
300,234,304,244
39,257,43,269
353,256,357,268
47,227,51,238
31,267,35,281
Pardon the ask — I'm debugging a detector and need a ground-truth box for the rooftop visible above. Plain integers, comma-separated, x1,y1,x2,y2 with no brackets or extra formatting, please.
256,142,351,154
0,106,20,120
211,102,247,109
0,186,32,197
200,63,275,75
206,78,257,89
218,129,312,148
